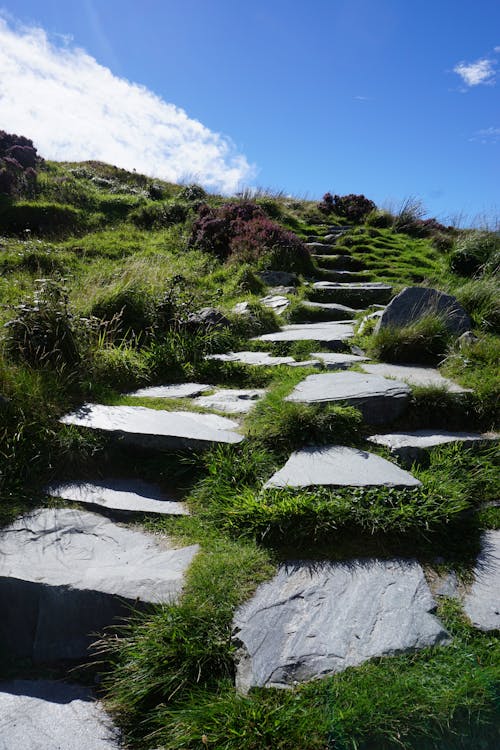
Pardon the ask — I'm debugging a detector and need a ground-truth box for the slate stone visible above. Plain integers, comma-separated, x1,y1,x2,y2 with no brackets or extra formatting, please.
463,531,500,631
360,363,468,392
194,388,266,414
357,309,384,334
310,352,369,369
46,479,189,516
301,301,363,321
0,508,198,662
252,321,354,345
258,270,297,286
205,351,321,368
318,269,368,282
233,301,251,315
60,404,243,450
368,430,498,466
233,559,449,691
187,307,230,328
259,294,290,314
286,372,410,424
0,681,123,750
376,286,471,335
309,282,392,306
127,383,210,399
264,445,421,489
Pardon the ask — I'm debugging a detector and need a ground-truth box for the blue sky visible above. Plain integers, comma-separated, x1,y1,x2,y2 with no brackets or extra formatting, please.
0,1,498,224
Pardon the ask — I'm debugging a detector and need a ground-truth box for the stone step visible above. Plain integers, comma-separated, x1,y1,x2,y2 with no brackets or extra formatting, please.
0,681,123,749
462,530,500,631
312,254,366,270
315,269,370,283
360,363,469,393
234,295,291,316
308,281,392,307
232,558,449,692
368,430,499,466
128,382,211,398
46,479,189,516
205,351,321,368
0,508,198,662
286,371,410,424
264,445,421,489
194,388,266,414
295,300,363,321
305,242,351,255
251,321,354,347
60,404,243,450
310,351,370,369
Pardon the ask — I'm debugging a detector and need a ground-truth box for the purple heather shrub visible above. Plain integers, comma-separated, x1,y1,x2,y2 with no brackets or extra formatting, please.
6,145,37,169
0,130,41,197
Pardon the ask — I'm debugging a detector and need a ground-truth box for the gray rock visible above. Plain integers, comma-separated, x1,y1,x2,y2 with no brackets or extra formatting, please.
188,307,230,328
233,559,449,691
360,363,468,392
194,388,266,414
259,294,290,314
205,351,321,368
309,282,392,306
0,681,123,750
311,352,369,369
463,531,500,631
376,286,471,335
232,301,251,315
252,321,354,345
357,309,384,335
60,404,243,450
267,285,297,296
367,430,498,466
457,330,479,347
286,372,410,424
317,269,368,283
264,445,421,489
46,479,189,516
0,508,198,662
258,271,297,286
434,572,459,598
127,383,211,399
300,301,362,320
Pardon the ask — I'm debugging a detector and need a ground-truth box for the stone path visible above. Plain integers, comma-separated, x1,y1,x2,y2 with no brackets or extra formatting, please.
0,508,198,662
462,530,500,631
308,281,392,306
368,430,499,466
194,388,266,414
232,559,450,692
299,300,363,320
360,363,469,392
252,321,354,345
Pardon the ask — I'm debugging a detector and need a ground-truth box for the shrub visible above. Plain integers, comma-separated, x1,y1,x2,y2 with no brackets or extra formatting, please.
319,193,376,223
0,201,82,236
365,209,394,228
190,201,263,260
450,231,500,277
130,200,189,229
178,183,207,202
0,130,41,197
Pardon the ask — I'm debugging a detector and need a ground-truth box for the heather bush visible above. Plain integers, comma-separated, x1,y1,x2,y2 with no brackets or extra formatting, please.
0,130,40,197
190,201,263,260
318,192,376,223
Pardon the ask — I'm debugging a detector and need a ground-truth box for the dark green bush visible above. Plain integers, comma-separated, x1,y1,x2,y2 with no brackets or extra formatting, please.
0,201,83,236
130,200,189,229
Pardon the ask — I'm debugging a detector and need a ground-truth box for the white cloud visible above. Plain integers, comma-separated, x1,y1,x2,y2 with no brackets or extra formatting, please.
453,57,496,87
0,17,256,193
470,126,500,144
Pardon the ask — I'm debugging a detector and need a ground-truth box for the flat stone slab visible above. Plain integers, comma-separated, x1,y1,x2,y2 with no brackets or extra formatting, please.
127,383,210,399
368,430,499,465
194,388,266,414
309,282,392,306
300,301,362,320
376,286,471,335
0,681,123,749
233,559,449,691
0,508,198,662
311,352,369,370
260,294,290,314
463,531,500,631
46,479,189,516
60,404,243,450
286,372,410,424
205,351,320,368
360,363,468,392
252,321,354,344
264,445,421,489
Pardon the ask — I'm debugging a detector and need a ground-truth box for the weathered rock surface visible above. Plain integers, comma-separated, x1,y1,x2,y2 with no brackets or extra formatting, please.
205,351,320,368
368,430,498,465
258,270,297,286
0,680,123,750
60,404,243,450
194,388,266,414
233,560,449,691
357,309,384,334
127,383,210,399
463,531,500,631
311,351,369,369
360,363,468,392
260,294,290,314
0,508,198,662
375,286,471,334
286,372,410,424
187,307,230,328
300,301,362,320
46,479,189,516
264,445,421,489
252,321,354,345
309,282,392,306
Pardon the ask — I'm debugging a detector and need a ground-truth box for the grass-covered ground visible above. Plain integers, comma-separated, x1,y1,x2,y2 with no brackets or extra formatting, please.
0,156,499,749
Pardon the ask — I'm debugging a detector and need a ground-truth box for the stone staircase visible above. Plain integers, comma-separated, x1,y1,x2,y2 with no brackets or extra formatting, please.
1,223,498,744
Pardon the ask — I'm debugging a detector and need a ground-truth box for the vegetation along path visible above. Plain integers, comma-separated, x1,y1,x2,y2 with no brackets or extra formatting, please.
0,137,499,749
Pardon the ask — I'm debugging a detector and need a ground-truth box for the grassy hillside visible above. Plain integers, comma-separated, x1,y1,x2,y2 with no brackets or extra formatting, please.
1,154,499,749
